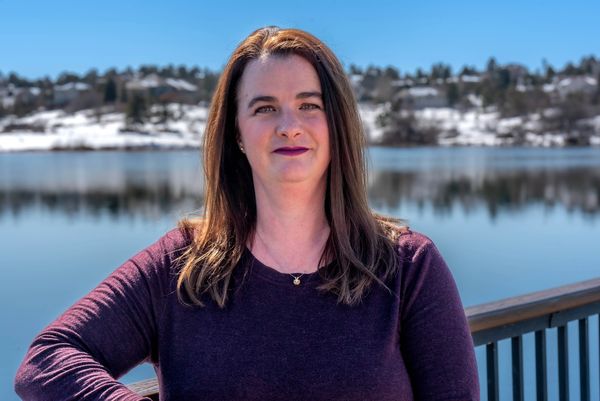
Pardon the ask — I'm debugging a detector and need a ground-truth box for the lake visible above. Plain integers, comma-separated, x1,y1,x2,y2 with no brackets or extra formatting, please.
2,147,599,400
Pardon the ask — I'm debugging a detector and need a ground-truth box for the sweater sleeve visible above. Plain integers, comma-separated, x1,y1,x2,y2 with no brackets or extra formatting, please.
398,235,480,401
14,232,177,401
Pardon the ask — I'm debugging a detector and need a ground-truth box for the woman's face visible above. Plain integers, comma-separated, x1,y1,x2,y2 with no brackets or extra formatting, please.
236,54,330,193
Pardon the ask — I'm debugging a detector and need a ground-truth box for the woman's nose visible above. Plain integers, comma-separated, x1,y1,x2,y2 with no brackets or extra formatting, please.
276,108,302,138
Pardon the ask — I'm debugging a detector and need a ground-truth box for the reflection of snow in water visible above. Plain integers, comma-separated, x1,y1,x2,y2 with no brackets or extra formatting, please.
0,151,205,219
1,148,600,219
366,147,600,216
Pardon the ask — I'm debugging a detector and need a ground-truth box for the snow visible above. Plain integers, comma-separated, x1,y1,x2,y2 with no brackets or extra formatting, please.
55,82,91,91
348,74,363,85
0,104,206,152
1,102,599,152
411,107,600,147
407,87,439,97
127,75,161,90
165,78,198,92
460,75,481,83
358,103,386,142
126,74,198,91
557,76,597,87
542,84,556,93
467,94,483,108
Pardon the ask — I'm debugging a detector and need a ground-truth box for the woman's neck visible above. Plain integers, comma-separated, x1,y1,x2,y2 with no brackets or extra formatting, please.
251,180,330,273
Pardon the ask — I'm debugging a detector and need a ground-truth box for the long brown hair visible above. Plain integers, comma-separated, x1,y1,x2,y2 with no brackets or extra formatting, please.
177,26,402,308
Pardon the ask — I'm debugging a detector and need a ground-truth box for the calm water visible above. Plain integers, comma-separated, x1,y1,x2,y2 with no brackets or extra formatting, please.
1,147,599,400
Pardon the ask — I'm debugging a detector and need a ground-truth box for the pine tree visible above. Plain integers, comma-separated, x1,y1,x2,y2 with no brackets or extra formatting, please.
592,73,600,105
83,69,98,86
104,78,117,104
126,94,147,125
446,83,460,106
486,57,498,74
119,82,128,104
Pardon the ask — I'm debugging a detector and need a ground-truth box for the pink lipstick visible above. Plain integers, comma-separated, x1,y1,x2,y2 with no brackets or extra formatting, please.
273,147,309,156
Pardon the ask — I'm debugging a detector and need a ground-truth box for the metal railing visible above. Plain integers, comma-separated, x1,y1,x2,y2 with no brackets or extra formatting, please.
467,277,600,401
129,277,600,401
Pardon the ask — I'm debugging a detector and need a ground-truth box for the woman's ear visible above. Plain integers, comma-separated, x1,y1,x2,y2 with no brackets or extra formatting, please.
235,126,245,154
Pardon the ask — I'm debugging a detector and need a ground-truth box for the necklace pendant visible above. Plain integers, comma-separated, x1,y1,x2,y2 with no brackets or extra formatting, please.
293,277,301,285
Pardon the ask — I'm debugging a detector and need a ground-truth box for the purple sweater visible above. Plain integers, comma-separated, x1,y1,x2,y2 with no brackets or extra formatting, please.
15,228,479,401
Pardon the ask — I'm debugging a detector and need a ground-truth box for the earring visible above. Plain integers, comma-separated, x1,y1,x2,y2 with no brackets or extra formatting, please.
238,142,245,154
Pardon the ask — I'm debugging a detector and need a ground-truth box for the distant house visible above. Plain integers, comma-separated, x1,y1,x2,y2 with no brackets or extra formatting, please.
397,86,448,109
125,73,198,103
556,76,598,99
542,83,557,94
1,84,42,109
53,82,91,106
459,75,481,84
16,87,41,104
0,85,13,108
392,78,415,88
505,64,528,82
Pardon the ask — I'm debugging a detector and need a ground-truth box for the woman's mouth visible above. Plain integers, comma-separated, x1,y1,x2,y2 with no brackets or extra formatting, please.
273,147,309,156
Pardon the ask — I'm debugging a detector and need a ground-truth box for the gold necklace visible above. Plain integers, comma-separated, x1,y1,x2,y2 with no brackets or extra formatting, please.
290,273,304,286
254,226,328,286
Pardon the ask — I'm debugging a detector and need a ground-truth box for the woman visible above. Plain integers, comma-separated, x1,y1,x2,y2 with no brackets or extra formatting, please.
15,27,479,400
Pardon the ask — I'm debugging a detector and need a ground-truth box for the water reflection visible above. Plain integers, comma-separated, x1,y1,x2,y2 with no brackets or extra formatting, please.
1,148,599,220
0,151,203,220
368,167,600,219
1,185,203,219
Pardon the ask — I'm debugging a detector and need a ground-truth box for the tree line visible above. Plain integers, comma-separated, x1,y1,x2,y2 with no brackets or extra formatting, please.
1,56,599,143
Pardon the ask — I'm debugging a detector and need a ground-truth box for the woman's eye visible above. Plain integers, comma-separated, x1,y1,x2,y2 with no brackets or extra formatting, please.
300,103,321,110
255,105,276,114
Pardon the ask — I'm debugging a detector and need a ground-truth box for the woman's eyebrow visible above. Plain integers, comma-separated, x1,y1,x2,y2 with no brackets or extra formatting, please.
247,91,323,109
247,95,276,109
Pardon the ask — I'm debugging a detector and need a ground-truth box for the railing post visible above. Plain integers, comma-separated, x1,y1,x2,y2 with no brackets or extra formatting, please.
487,342,500,401
557,325,569,401
511,336,524,401
578,318,589,401
535,330,547,401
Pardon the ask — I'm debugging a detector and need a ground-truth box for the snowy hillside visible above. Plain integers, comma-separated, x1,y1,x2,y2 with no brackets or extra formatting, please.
1,103,599,152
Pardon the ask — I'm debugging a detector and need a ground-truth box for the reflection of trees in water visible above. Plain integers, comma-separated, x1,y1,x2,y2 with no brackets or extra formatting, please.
368,168,600,219
0,183,203,220
2,164,599,220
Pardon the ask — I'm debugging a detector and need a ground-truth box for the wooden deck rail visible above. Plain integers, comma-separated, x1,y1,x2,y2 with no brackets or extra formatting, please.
129,276,600,401
466,276,600,345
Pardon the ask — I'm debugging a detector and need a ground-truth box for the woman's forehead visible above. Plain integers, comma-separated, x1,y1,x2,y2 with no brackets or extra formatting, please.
237,54,321,99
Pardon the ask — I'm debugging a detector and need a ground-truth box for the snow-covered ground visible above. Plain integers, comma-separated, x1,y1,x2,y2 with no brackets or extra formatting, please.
0,104,207,152
1,103,599,152
417,107,600,147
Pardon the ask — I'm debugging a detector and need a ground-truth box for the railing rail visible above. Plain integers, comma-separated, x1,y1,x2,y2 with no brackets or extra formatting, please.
467,277,600,401
129,277,600,401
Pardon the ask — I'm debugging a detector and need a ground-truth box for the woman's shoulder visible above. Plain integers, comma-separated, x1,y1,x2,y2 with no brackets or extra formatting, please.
376,219,438,268
375,215,434,255
125,224,195,277
159,226,194,253
396,228,436,255
156,217,204,254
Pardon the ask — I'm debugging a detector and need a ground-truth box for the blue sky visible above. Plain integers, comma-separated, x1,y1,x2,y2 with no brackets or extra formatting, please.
1,0,599,79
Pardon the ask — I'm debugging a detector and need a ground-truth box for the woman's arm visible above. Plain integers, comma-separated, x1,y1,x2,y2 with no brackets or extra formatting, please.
399,235,480,401
14,234,175,401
